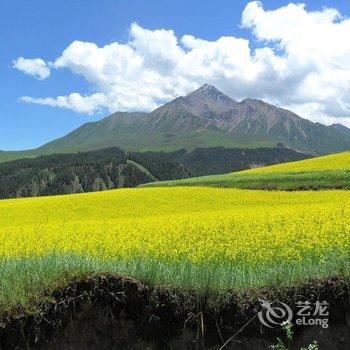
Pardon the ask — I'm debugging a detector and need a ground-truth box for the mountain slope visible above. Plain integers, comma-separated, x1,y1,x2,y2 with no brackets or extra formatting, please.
216,98,350,154
41,112,148,152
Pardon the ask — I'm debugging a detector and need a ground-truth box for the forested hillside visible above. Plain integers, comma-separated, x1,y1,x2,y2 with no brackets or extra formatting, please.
0,146,309,199
0,148,191,199
132,146,310,176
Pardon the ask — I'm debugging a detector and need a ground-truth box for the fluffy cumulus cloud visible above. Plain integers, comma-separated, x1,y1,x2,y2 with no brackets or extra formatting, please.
15,2,350,125
13,57,51,80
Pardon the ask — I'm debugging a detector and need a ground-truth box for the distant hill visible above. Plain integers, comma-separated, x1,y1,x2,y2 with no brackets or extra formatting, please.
1,84,350,164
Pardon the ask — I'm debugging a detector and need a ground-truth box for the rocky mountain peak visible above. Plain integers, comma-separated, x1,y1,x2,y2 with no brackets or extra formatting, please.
189,84,229,98
178,84,237,117
197,83,220,93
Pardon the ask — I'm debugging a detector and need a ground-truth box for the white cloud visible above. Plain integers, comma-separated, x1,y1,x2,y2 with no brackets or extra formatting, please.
21,93,106,115
13,57,50,80
14,2,350,126
241,1,350,124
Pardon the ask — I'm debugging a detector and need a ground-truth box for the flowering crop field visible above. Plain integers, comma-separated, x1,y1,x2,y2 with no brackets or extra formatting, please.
0,187,349,309
240,151,350,174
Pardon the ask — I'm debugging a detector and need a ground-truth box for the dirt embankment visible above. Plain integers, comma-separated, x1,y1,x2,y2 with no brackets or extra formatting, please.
0,275,349,349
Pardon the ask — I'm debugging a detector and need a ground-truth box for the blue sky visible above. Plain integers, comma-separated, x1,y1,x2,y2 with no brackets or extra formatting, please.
1,0,350,151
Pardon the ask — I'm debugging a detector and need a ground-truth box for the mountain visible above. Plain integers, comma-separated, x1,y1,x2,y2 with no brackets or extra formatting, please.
39,85,257,155
40,84,350,155
1,84,350,163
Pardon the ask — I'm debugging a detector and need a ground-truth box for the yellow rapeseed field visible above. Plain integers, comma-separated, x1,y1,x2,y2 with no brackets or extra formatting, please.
239,151,350,174
0,187,349,266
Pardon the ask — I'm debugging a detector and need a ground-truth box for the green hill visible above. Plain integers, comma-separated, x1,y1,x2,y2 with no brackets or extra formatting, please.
141,151,350,190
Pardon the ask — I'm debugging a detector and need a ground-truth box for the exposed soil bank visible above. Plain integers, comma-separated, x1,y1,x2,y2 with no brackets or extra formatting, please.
0,275,349,349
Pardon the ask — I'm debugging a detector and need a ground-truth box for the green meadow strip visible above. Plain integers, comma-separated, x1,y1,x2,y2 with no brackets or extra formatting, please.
140,169,350,190
0,251,348,314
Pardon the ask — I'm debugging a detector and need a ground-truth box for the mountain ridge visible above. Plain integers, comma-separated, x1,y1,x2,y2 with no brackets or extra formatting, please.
1,84,350,163
331,123,350,136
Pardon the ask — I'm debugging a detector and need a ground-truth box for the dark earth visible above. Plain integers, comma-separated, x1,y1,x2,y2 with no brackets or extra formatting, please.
0,275,348,349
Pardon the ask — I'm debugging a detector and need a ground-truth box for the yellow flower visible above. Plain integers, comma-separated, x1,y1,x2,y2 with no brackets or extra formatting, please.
0,187,348,266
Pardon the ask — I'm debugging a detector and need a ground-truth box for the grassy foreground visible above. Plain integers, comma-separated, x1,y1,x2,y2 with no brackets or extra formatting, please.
1,252,348,314
0,187,349,312
142,151,350,189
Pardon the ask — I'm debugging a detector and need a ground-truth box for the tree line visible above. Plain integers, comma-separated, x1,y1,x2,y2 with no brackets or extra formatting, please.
0,146,309,199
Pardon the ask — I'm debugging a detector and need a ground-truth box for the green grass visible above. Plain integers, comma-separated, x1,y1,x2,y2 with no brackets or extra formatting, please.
141,169,350,190
0,251,348,314
141,151,350,190
0,150,44,163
